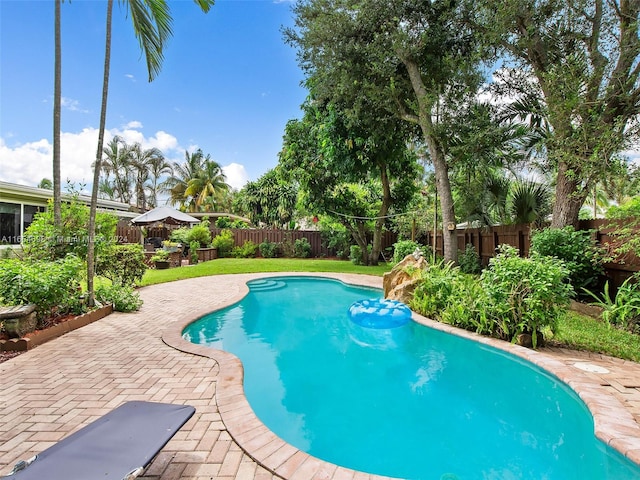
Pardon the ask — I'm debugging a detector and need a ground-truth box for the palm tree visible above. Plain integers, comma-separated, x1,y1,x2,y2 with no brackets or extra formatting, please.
507,180,552,227
101,136,133,203
128,142,164,210
147,154,172,208
86,0,215,306
53,0,62,228
164,149,205,211
185,157,229,212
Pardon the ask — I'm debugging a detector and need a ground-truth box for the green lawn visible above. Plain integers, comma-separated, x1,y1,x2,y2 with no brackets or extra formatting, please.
140,257,393,286
140,258,640,362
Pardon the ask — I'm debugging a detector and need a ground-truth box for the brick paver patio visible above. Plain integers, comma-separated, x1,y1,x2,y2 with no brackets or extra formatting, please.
1,272,640,479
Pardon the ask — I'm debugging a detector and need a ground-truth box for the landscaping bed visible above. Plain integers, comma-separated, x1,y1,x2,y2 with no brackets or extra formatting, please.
0,304,113,356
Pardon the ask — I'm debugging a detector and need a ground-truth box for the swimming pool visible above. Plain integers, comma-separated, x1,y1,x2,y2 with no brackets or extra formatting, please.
182,276,640,479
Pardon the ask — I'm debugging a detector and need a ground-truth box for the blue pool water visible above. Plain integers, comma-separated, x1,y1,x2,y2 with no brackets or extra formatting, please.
183,276,640,480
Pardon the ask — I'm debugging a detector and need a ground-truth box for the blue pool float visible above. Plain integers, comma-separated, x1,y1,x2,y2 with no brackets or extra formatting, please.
348,298,412,329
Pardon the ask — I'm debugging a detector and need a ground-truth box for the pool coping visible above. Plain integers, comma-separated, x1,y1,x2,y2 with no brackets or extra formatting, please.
162,272,640,479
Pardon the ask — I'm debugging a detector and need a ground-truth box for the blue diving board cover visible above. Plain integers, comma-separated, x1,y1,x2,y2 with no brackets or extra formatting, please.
3,401,195,480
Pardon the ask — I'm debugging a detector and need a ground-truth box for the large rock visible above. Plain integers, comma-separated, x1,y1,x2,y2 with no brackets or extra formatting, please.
383,252,427,304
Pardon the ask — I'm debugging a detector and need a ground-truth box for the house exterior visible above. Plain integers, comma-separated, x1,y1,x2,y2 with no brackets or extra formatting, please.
0,181,137,247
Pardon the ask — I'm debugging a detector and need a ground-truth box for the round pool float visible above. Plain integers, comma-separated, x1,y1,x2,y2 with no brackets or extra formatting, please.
348,298,412,329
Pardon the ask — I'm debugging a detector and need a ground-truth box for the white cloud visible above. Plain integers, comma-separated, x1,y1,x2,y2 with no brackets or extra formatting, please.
223,163,249,190
61,97,89,113
0,127,251,195
125,73,136,82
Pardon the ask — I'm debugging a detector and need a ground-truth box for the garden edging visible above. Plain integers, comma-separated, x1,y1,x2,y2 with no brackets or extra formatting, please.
0,304,113,352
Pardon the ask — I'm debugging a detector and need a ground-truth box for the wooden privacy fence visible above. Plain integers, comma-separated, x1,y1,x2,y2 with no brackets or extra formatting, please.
426,219,639,289
116,222,397,259
117,219,638,285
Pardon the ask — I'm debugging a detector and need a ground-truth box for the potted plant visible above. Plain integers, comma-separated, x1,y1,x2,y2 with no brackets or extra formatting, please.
150,249,170,269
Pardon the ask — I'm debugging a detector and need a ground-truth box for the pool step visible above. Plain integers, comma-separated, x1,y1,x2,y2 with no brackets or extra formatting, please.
247,279,287,292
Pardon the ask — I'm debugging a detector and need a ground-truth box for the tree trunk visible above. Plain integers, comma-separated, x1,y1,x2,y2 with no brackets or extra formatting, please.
402,58,458,263
370,163,392,266
87,0,113,307
550,161,587,229
53,0,62,228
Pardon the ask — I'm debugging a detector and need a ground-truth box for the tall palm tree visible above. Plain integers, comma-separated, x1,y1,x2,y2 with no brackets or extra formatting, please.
128,142,164,210
86,0,215,306
185,157,229,212
163,149,206,211
53,0,62,228
101,136,133,203
147,154,172,208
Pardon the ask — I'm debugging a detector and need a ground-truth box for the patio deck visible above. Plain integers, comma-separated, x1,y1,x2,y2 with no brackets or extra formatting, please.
1,273,640,479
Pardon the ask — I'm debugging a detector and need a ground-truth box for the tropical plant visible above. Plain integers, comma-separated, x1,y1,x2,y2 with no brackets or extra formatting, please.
95,243,147,287
150,249,170,263
392,240,423,264
184,157,228,212
583,273,640,333
0,255,84,325
232,240,258,258
458,243,482,275
259,239,279,258
507,179,552,227
128,142,165,210
211,229,235,258
530,226,604,294
101,136,134,203
293,237,312,258
22,195,117,261
481,245,573,347
95,284,143,312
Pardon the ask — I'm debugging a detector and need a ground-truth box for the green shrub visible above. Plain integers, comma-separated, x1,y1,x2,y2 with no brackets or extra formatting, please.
259,239,279,258
0,255,84,324
349,245,367,265
458,243,482,275
481,245,573,347
215,217,233,229
583,273,640,333
150,249,169,263
392,240,423,264
95,284,143,312
96,244,147,287
294,237,312,258
318,219,351,259
211,229,235,257
169,227,190,245
187,224,212,248
232,240,258,258
410,261,461,319
22,196,117,261
530,226,604,294
189,240,199,265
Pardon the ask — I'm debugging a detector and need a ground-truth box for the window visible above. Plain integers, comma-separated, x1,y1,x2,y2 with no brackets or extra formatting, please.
0,202,46,245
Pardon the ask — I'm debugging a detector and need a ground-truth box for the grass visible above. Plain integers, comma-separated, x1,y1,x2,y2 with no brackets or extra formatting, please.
138,257,640,361
140,257,393,286
548,311,640,362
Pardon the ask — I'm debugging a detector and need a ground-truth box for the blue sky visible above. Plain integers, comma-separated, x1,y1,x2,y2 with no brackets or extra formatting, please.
0,0,307,193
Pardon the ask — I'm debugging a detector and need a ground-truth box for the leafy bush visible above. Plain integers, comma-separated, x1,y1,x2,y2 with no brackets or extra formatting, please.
0,255,84,324
318,219,351,259
169,227,190,245
350,245,364,265
211,229,235,257
458,243,481,275
481,245,573,346
216,217,249,229
259,239,280,258
583,273,640,333
96,244,147,287
392,240,423,264
189,240,199,265
294,237,312,258
95,284,143,312
605,197,640,261
150,249,169,263
186,224,212,248
232,240,258,258
410,261,462,319
22,197,117,261
530,226,604,294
